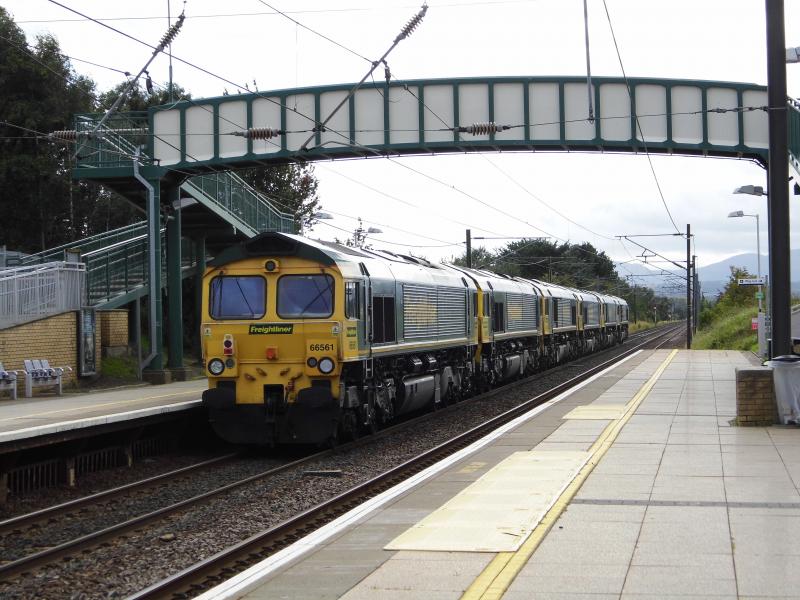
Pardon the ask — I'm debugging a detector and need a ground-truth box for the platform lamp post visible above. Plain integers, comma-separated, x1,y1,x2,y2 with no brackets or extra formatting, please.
727,210,763,314
733,185,770,356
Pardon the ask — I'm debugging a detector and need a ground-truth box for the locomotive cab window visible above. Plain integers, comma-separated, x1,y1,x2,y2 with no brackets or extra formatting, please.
209,275,266,319
345,281,361,319
277,274,334,318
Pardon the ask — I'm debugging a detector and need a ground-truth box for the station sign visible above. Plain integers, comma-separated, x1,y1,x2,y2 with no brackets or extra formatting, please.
738,277,766,286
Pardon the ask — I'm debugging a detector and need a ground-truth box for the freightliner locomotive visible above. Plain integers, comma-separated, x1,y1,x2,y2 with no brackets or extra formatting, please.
201,232,628,445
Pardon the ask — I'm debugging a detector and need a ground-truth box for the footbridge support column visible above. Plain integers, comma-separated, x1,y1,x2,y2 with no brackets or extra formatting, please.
193,236,206,363
166,184,189,379
135,167,168,384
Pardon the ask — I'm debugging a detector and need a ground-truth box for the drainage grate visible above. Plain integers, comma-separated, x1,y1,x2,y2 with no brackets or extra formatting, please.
132,436,171,460
5,437,175,499
76,447,125,477
8,458,64,495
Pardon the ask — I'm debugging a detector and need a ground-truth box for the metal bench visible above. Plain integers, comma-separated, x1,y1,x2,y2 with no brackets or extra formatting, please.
0,362,18,400
23,359,71,397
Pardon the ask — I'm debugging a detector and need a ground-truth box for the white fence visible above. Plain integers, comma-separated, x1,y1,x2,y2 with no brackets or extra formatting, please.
0,262,86,329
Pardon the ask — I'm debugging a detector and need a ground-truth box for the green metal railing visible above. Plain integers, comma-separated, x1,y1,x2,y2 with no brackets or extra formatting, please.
84,231,198,308
74,112,150,169
74,112,295,236
21,222,148,265
182,171,294,235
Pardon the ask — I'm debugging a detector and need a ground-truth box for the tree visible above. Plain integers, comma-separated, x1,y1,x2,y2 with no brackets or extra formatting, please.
236,164,320,233
0,8,97,251
451,246,494,269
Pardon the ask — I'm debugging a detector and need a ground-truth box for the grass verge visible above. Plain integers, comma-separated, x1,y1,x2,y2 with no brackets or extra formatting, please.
693,305,757,352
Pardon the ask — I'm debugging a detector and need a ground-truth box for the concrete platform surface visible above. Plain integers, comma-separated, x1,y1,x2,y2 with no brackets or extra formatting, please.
0,379,206,442
198,349,799,600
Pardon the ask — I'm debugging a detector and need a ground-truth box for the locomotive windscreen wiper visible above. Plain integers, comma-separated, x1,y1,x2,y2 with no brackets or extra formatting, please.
234,278,257,317
297,276,333,316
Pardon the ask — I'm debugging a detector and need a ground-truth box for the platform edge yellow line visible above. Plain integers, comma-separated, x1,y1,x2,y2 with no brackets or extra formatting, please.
461,349,678,600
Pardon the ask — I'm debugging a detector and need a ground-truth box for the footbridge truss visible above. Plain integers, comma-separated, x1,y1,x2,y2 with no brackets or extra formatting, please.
133,76,776,172
73,75,800,376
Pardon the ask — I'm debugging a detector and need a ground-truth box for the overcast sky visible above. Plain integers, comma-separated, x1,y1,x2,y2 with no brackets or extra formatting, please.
5,0,800,281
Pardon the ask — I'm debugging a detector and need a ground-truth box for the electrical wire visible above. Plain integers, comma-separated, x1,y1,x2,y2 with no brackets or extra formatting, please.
18,1,543,24
602,0,680,234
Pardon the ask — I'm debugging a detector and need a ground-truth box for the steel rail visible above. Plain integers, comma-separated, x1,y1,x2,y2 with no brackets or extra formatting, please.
130,325,681,599
0,453,239,536
0,325,675,586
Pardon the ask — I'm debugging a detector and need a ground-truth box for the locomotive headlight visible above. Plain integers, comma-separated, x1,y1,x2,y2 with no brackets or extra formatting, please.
318,357,335,374
306,357,318,368
208,358,225,376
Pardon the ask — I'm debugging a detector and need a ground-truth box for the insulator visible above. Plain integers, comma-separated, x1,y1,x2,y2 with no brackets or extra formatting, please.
459,122,510,135
395,3,428,42
241,127,282,140
145,72,154,94
49,130,78,141
159,13,185,49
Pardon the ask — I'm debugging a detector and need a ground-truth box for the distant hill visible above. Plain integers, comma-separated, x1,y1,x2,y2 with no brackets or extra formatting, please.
697,250,800,297
617,251,800,299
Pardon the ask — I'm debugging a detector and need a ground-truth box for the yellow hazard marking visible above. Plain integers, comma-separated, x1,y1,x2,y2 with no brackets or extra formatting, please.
461,349,678,600
562,405,626,420
386,451,590,553
457,461,487,474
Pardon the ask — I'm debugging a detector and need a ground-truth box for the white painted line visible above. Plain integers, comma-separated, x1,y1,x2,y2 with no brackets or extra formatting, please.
195,350,643,600
0,399,202,443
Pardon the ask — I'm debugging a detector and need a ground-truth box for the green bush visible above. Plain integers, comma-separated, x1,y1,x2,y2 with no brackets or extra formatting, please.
693,305,758,352
695,266,759,351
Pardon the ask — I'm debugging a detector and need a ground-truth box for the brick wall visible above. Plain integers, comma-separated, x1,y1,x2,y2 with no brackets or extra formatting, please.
734,367,777,426
0,312,102,384
99,309,128,348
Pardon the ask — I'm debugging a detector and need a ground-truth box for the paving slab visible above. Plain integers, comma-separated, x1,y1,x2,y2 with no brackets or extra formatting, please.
204,349,800,600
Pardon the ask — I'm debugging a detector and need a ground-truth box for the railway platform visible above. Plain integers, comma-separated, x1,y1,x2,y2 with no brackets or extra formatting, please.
0,379,206,448
199,348,800,600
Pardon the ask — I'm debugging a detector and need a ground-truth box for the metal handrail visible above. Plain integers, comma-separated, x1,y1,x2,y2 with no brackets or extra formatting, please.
181,171,295,234
22,222,148,265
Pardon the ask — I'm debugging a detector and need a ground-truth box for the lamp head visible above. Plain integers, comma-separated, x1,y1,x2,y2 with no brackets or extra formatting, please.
728,210,744,218
366,227,383,234
313,211,334,220
733,185,766,196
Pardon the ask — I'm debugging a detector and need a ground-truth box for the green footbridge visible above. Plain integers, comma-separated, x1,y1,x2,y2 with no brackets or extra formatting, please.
66,76,800,375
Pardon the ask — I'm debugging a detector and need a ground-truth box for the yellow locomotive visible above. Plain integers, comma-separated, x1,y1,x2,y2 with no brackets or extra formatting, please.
201,232,628,445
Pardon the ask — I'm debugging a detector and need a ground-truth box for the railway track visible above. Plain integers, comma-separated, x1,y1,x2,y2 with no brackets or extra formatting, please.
130,324,681,600
0,324,679,595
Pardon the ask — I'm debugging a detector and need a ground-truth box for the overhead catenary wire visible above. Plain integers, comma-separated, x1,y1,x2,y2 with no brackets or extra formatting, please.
17,1,540,24
22,1,732,288
297,2,428,151
601,0,680,234
0,117,470,251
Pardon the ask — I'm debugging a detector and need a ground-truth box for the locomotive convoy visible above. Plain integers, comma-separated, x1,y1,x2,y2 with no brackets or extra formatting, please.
201,232,629,446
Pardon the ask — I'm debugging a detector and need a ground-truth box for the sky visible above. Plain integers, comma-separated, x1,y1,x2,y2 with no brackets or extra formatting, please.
4,0,800,286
